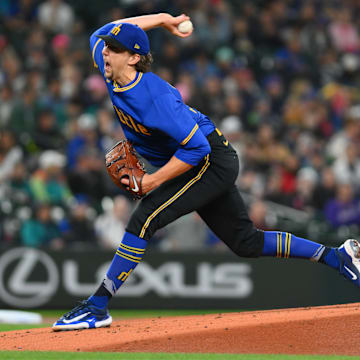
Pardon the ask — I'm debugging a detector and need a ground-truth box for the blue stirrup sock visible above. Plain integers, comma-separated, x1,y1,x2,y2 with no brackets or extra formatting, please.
89,232,147,308
262,231,326,260
262,231,339,270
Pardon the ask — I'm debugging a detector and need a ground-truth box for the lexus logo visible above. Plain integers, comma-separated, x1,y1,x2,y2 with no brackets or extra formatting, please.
0,248,59,307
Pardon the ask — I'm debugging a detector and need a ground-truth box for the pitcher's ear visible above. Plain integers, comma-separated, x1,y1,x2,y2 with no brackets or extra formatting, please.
129,53,141,65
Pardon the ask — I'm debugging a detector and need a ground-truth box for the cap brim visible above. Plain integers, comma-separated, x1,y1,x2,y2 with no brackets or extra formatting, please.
96,35,128,51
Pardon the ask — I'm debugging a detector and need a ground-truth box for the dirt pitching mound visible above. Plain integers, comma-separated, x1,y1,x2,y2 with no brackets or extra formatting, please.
1,303,360,355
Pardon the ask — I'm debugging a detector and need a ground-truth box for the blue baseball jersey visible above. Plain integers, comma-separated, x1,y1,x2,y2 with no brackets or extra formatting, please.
90,22,215,167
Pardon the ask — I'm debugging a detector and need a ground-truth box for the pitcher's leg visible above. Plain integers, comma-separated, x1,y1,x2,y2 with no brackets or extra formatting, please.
198,186,327,260
197,186,360,288
197,185,264,257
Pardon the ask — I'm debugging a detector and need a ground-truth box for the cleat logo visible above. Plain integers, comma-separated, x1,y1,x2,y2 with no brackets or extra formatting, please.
344,265,357,280
62,312,91,324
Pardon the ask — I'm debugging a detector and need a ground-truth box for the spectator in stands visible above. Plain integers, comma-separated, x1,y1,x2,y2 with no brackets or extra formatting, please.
292,167,318,212
83,74,108,108
324,182,360,228
264,166,292,206
97,107,123,152
0,84,15,127
61,196,97,249
312,167,337,212
298,2,328,58
332,142,360,190
246,96,273,131
0,129,22,184
20,203,63,248
9,86,41,145
3,161,32,212
66,113,106,200
40,77,68,130
250,123,290,173
29,150,72,205
95,195,131,250
328,7,360,53
38,0,75,34
326,109,360,161
192,75,223,121
33,108,65,151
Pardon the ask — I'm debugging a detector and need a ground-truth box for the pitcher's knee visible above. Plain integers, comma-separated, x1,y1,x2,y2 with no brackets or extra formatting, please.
126,208,159,241
229,229,264,258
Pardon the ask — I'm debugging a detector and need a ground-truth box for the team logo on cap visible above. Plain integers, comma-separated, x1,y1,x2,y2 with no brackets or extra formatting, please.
111,24,122,36
134,43,140,49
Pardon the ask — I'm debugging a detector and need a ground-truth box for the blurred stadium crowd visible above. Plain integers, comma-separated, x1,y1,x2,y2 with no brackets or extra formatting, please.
0,0,360,251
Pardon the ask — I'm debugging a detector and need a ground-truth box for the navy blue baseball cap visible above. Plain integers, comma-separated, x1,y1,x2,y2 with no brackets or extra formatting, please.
97,23,150,55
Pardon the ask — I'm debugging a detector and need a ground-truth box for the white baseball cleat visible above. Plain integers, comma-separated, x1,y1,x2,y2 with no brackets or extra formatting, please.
335,239,360,287
52,300,112,331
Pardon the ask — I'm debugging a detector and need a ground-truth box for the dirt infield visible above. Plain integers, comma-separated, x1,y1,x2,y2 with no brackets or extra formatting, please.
1,303,360,355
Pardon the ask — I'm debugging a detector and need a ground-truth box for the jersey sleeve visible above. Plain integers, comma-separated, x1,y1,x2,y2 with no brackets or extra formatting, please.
89,23,115,74
147,94,211,166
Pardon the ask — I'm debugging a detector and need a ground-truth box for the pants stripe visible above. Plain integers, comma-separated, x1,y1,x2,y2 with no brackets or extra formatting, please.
139,155,210,238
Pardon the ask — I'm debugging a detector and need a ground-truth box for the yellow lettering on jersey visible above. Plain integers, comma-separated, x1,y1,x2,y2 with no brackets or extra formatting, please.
111,24,122,36
123,114,133,129
137,124,151,136
114,106,127,125
119,110,132,129
117,268,133,282
114,106,151,135
127,115,140,133
117,108,132,129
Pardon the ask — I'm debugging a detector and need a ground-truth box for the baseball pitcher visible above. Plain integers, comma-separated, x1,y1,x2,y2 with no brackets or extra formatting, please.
53,13,360,331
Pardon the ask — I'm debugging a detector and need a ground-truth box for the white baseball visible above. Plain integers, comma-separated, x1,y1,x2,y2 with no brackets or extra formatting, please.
177,20,193,34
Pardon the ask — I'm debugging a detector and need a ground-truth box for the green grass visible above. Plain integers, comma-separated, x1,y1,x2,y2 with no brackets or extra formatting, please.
0,324,47,331
0,353,359,360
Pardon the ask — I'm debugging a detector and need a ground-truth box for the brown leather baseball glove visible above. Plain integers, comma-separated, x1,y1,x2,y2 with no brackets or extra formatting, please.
105,140,146,199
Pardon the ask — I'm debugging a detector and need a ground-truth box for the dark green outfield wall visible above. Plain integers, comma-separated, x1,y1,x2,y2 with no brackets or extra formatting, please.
0,247,358,309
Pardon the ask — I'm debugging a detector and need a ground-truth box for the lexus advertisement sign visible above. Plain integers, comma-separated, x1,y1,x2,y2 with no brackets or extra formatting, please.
0,247,359,309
